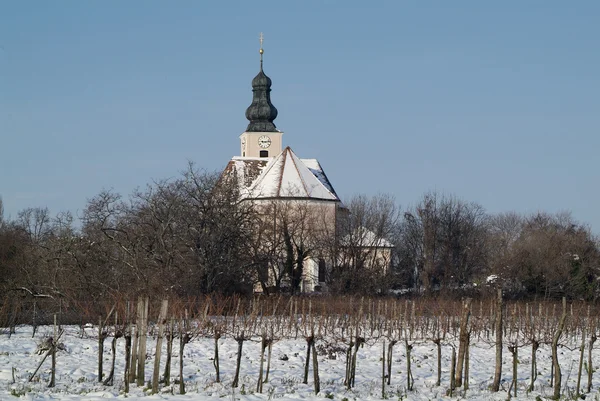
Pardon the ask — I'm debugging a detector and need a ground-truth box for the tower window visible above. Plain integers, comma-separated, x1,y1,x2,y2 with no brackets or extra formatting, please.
260,150,269,157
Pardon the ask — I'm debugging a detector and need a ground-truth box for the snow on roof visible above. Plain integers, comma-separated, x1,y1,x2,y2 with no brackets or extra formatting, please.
249,147,339,201
225,147,341,202
341,227,394,248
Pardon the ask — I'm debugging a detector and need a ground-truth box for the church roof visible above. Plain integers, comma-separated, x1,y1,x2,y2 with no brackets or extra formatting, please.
225,147,341,202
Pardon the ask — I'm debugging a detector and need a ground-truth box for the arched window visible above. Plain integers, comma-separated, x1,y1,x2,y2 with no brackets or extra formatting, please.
260,150,269,157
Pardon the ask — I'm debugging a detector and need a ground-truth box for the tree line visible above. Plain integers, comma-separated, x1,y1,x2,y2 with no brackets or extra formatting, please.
1,163,599,309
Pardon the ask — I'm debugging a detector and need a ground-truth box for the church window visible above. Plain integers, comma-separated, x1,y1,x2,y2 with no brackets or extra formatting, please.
260,150,269,157
318,259,326,282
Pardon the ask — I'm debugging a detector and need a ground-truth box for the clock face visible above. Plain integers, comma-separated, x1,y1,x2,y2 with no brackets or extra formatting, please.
258,135,271,148
241,137,246,150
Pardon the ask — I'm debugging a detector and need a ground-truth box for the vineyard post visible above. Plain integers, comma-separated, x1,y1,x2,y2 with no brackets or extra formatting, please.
576,325,586,396
387,337,397,385
508,343,517,398
311,333,320,394
151,299,168,394
257,331,267,393
98,315,105,382
344,328,354,388
213,327,221,383
491,289,503,392
136,297,149,387
381,340,386,398
449,345,456,397
129,317,138,383
264,332,273,383
124,316,131,393
464,331,470,392
552,297,567,400
103,311,119,386
179,309,190,395
587,317,597,393
163,317,175,386
303,333,314,384
49,314,57,388
32,300,37,338
232,330,245,388
454,298,471,388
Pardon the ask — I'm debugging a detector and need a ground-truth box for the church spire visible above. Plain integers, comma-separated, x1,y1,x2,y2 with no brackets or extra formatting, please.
245,32,278,132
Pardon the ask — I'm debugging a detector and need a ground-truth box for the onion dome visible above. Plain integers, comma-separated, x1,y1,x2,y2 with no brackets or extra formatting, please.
245,35,278,132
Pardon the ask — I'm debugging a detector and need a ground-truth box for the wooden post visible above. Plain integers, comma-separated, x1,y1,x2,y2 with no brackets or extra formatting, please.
151,299,168,394
576,326,586,396
455,298,471,387
49,314,57,387
491,289,503,392
552,298,567,400
312,339,320,394
381,340,386,398
163,318,174,386
98,315,104,382
136,297,149,387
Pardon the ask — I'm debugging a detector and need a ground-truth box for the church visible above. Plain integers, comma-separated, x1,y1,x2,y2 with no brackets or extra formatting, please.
221,36,392,294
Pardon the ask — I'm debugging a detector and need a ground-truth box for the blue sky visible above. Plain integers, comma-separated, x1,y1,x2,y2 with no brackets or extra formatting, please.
1,1,599,233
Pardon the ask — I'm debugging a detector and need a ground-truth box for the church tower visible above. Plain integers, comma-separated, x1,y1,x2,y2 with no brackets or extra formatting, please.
239,33,283,158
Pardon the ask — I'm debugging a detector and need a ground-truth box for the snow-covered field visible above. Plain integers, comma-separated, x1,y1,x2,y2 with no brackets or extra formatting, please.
2,325,600,400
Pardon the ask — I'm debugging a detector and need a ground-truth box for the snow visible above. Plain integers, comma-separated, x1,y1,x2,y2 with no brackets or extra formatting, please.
2,325,599,400
248,148,339,201
341,227,394,248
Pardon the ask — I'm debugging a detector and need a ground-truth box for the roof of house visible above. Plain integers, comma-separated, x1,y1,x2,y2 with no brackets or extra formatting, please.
224,147,341,202
341,227,395,248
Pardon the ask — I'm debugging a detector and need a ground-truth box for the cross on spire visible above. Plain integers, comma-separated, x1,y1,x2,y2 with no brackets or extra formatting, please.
259,32,264,69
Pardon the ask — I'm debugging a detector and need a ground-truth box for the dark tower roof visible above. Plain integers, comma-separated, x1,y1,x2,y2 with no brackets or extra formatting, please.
245,36,278,132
